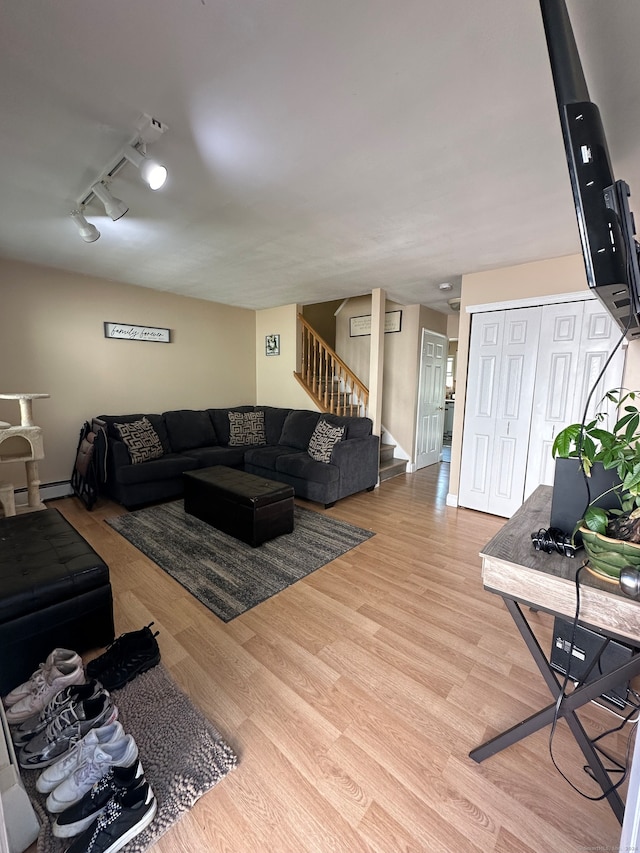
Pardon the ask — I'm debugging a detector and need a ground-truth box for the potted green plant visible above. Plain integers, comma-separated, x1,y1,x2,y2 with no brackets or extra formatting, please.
551,389,640,580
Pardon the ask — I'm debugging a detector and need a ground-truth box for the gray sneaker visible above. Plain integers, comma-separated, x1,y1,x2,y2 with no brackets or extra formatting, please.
12,679,104,748
19,693,118,770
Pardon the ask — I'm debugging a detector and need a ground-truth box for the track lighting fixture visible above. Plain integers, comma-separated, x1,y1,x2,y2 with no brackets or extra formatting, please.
122,144,167,190
70,210,100,243
70,114,168,242
91,182,129,221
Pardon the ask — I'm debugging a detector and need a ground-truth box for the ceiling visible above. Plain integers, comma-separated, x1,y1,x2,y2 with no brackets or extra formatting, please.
2,1,640,314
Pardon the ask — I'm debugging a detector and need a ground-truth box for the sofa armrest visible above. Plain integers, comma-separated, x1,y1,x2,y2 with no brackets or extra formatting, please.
110,440,132,468
330,434,380,491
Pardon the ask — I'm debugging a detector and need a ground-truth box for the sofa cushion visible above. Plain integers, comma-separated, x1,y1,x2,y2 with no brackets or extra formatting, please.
228,411,266,446
279,410,321,450
243,445,299,470
181,446,247,468
114,417,164,464
98,414,171,453
259,407,292,445
208,407,254,446
323,413,373,440
307,419,345,463
115,453,199,485
276,452,339,485
164,410,218,452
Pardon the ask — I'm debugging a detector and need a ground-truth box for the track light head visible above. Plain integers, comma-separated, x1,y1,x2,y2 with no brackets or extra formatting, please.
122,144,168,190
91,182,129,221
70,210,100,243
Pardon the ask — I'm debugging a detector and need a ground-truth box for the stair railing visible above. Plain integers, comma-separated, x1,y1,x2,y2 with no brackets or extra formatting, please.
296,314,369,417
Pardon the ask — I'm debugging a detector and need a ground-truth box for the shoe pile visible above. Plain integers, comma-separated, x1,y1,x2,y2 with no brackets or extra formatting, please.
1,627,162,853
37,721,156,852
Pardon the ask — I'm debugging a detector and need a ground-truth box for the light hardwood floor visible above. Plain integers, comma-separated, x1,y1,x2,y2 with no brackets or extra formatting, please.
32,463,631,852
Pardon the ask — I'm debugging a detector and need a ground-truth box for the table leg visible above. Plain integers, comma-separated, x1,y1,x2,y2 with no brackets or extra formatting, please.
469,597,640,824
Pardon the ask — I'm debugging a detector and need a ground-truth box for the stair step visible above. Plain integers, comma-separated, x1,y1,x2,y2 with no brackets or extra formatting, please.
378,458,407,482
379,443,396,463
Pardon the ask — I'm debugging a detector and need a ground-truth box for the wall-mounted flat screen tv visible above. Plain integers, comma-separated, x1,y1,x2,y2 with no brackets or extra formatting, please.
540,0,640,339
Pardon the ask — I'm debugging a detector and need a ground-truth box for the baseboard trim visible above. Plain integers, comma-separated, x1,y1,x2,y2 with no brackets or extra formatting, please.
14,481,73,506
446,492,458,507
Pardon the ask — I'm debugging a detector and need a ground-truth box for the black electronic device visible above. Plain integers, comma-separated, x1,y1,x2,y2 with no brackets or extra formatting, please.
550,616,634,709
539,0,640,339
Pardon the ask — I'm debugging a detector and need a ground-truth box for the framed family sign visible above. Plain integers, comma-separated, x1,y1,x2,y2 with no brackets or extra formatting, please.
349,310,402,337
104,322,171,343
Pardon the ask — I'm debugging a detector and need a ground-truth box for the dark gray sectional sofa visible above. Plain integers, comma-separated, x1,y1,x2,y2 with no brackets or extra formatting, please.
94,406,379,509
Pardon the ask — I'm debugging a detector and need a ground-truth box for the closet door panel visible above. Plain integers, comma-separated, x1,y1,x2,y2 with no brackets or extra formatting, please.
459,313,505,512
523,302,584,499
524,299,625,500
460,307,541,515
488,308,542,517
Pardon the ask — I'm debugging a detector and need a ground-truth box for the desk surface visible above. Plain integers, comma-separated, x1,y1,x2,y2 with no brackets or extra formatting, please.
481,485,640,646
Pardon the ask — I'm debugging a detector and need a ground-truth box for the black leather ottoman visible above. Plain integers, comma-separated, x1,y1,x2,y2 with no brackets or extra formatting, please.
183,466,294,547
0,508,115,695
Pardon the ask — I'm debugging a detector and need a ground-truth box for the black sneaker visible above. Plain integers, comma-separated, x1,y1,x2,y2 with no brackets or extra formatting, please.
52,760,145,838
64,781,156,853
87,624,158,680
96,631,161,691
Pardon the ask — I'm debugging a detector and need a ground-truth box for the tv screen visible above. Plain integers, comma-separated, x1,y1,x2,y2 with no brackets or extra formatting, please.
540,0,640,338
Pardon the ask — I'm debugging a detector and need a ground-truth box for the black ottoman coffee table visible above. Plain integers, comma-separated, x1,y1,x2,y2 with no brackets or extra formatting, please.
183,466,294,547
0,508,115,695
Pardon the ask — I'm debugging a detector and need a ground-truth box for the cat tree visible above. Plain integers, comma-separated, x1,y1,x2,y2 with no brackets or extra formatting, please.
0,393,49,516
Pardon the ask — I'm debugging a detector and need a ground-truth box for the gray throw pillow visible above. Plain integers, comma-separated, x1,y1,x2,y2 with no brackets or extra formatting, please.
114,416,164,464
228,411,266,446
307,419,345,463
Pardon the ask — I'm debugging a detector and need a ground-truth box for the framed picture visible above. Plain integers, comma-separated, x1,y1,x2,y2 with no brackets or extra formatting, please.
104,322,171,343
349,310,403,337
265,334,280,356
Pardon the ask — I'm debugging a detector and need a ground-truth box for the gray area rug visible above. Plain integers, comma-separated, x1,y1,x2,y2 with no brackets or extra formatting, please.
23,663,238,853
106,501,375,621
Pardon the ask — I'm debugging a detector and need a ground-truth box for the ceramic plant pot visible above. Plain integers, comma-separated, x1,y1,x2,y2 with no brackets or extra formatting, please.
580,526,640,582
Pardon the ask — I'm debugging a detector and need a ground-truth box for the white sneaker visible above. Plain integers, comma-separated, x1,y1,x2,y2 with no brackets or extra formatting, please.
5,660,86,725
3,649,82,708
46,734,138,814
36,722,124,794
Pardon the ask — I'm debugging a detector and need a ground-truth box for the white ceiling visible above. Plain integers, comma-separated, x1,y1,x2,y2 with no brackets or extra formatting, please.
1,1,640,313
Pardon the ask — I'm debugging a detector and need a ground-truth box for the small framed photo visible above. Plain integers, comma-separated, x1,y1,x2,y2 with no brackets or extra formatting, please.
265,334,280,356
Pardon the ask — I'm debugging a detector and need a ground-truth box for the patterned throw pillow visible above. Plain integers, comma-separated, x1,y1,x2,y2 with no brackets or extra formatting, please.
114,417,164,464
308,419,345,463
228,411,266,446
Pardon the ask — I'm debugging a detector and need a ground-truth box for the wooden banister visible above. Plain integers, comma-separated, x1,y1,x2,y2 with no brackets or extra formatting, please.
295,314,369,418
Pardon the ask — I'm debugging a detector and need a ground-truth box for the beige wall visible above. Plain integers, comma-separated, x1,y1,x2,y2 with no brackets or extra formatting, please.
0,258,256,491
448,252,640,499
301,300,343,349
255,304,319,410
336,296,447,457
446,312,460,340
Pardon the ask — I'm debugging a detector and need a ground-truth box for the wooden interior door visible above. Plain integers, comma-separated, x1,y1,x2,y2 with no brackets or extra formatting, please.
415,328,447,469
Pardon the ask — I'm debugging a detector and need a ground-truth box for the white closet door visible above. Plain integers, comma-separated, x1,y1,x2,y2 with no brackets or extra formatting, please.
459,306,541,516
523,299,625,499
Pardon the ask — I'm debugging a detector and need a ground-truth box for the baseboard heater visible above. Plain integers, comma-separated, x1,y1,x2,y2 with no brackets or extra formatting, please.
550,617,635,709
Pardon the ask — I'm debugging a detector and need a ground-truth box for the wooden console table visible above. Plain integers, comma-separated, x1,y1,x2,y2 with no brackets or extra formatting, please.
470,485,640,825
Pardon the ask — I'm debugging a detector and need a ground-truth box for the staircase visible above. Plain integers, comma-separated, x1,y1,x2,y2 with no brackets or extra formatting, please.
295,314,368,417
379,441,408,482
295,314,408,484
